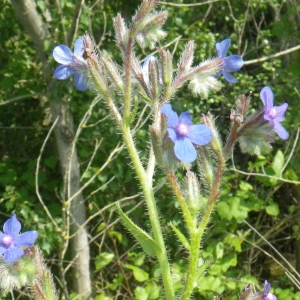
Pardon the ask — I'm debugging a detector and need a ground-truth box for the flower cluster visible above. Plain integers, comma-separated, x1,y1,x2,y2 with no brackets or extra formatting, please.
161,104,212,163
53,37,89,91
0,214,38,263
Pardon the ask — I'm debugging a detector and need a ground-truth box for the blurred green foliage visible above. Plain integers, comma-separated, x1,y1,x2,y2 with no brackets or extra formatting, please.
0,0,300,299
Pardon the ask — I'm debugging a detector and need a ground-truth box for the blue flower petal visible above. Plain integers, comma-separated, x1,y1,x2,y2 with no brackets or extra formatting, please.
216,39,231,57
222,70,237,83
174,138,197,163
187,124,212,145
3,214,21,237
161,104,179,129
4,246,24,263
15,231,38,247
274,103,288,122
167,128,177,143
273,121,289,140
143,55,157,70
54,65,74,80
0,246,5,255
178,112,193,126
53,45,73,64
260,86,274,111
224,55,243,72
74,37,85,58
74,73,88,91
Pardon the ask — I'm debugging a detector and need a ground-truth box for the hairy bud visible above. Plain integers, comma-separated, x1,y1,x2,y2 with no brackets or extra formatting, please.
158,48,173,90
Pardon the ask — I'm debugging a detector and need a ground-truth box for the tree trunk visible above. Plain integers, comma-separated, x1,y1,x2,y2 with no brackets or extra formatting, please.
10,0,92,297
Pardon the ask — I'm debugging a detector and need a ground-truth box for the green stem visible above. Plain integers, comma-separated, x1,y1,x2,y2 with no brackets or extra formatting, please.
181,228,201,300
182,151,225,300
168,172,195,230
122,125,175,300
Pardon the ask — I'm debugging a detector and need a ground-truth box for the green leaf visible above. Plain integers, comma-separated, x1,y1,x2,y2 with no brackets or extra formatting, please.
169,222,190,251
134,286,148,300
272,150,284,177
108,273,123,290
94,294,110,300
125,264,149,282
116,203,159,256
215,242,224,259
265,200,280,216
94,252,114,272
224,233,242,252
216,201,232,220
145,282,161,299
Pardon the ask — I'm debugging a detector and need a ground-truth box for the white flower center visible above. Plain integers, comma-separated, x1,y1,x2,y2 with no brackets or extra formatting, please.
267,107,277,119
1,235,13,248
177,123,189,136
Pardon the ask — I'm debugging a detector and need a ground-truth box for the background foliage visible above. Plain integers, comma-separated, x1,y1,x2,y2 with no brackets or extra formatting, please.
1,0,300,299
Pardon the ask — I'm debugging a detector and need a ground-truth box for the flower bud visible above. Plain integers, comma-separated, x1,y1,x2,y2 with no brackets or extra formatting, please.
178,40,194,75
158,48,173,89
102,55,124,94
186,171,201,215
202,113,223,156
83,34,108,94
113,14,129,51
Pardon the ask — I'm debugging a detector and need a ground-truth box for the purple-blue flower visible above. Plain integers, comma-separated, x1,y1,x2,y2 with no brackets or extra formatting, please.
53,37,88,91
161,104,212,163
0,214,38,263
263,280,277,300
216,38,243,83
260,86,289,140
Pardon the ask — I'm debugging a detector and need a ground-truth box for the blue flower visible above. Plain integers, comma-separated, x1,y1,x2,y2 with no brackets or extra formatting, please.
215,38,243,83
53,37,88,91
263,280,277,300
0,214,38,263
260,86,289,140
161,104,212,163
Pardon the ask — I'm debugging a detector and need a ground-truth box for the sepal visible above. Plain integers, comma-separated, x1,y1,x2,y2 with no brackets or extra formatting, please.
113,14,129,51
83,34,108,95
102,55,124,94
178,41,195,75
189,75,221,98
135,11,168,49
186,171,201,216
158,48,173,89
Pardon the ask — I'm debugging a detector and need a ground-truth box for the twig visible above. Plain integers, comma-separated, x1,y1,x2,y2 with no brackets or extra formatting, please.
0,94,40,106
280,127,299,177
243,44,300,65
244,220,300,283
35,116,60,229
158,0,223,7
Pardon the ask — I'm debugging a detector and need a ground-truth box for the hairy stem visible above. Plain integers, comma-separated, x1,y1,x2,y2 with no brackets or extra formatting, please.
121,125,175,300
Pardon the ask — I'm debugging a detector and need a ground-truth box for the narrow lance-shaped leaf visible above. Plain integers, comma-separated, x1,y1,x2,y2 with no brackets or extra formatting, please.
169,222,190,251
116,203,159,256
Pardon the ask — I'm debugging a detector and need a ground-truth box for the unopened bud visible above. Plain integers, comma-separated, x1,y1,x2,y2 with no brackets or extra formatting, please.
83,33,108,94
102,55,124,94
186,171,201,215
148,58,160,100
178,40,194,75
202,113,223,156
113,14,129,51
159,48,173,89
